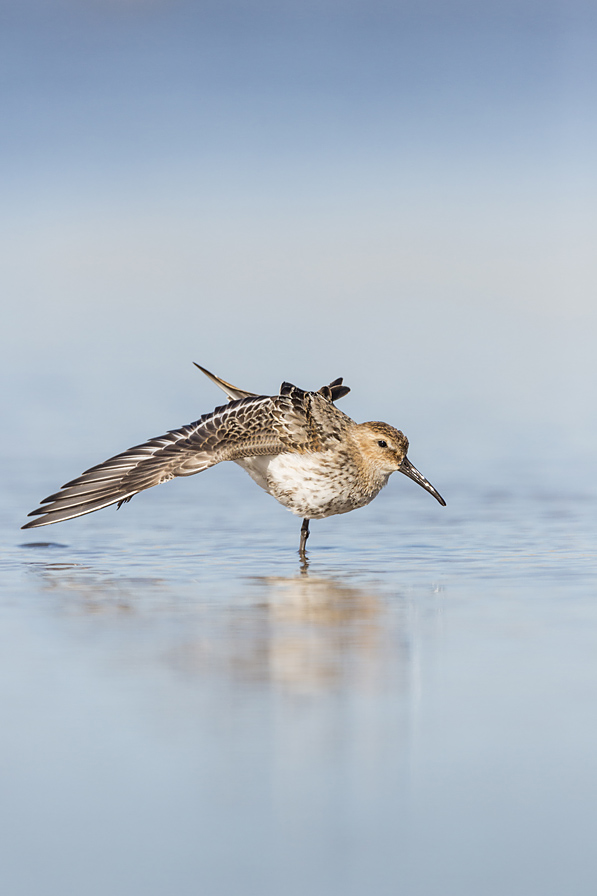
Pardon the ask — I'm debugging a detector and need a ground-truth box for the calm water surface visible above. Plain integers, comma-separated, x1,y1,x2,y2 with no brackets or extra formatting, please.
2,456,597,896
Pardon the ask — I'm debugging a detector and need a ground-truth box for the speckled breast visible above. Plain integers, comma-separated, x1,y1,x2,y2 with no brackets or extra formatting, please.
236,450,387,520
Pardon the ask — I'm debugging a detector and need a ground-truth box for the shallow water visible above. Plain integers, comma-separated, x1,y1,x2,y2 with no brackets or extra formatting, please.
2,455,597,896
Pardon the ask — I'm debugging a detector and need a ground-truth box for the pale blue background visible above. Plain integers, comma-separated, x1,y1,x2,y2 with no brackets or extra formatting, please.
2,3,597,895
3,0,596,476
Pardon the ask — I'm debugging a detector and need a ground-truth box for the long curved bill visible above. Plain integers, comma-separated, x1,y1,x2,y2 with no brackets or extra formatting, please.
399,457,446,506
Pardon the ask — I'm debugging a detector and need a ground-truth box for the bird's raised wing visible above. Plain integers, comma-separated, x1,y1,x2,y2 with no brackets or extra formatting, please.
23,395,286,529
22,383,351,529
194,362,351,404
193,363,259,400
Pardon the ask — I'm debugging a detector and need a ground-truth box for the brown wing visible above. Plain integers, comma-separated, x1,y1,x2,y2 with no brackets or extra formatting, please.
192,362,259,401
22,385,349,529
23,395,284,528
194,362,351,404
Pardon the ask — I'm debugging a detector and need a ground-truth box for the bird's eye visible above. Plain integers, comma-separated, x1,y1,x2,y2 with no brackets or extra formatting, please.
377,440,388,448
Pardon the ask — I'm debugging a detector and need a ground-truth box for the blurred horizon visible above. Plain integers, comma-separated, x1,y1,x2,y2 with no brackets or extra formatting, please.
3,0,596,495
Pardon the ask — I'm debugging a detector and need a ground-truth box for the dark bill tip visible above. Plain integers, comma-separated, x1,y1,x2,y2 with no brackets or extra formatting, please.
399,457,446,506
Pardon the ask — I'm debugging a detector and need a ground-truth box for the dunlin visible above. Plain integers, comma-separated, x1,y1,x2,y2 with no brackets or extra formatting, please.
23,364,446,556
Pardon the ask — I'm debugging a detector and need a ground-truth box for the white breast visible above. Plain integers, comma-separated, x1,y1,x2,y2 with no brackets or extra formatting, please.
234,452,386,519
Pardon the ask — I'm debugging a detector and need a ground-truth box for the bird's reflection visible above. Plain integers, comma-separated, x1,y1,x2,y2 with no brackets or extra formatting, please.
25,556,412,696
214,574,396,695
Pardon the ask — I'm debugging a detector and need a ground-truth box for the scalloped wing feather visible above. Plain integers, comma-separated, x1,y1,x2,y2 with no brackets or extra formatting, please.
23,386,353,529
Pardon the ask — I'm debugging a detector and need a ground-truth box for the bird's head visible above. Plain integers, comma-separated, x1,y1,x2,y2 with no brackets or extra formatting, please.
354,422,446,505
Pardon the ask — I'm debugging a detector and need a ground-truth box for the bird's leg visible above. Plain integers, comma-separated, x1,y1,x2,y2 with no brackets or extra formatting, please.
299,518,310,559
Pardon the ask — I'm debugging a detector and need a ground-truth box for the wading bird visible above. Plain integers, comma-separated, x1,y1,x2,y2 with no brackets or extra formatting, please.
23,364,446,557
